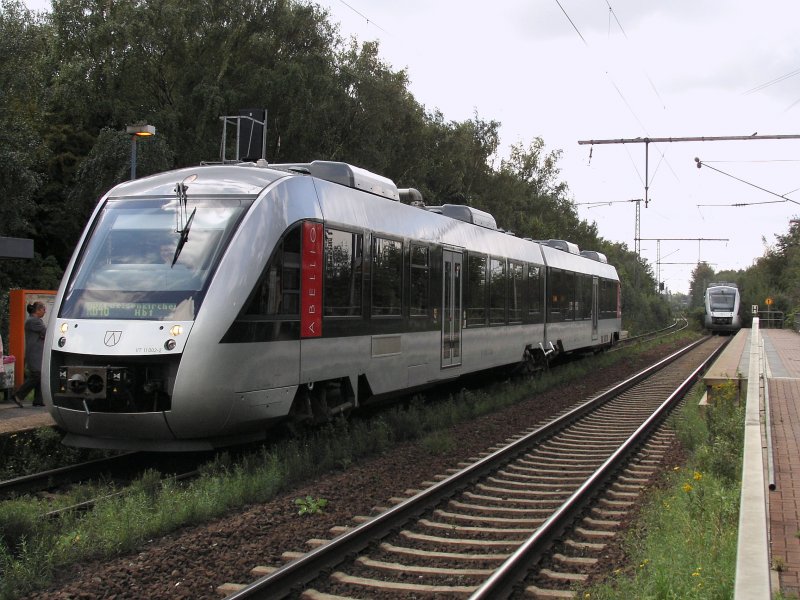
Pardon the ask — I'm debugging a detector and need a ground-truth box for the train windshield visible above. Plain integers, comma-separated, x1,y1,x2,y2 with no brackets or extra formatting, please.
60,197,249,320
709,290,736,311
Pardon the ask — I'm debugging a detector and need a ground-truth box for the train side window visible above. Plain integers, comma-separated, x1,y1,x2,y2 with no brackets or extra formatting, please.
547,267,566,323
508,261,524,324
465,254,487,327
598,279,607,318
372,236,403,317
243,225,301,318
567,271,577,321
282,227,301,315
489,257,506,325
324,228,363,317
581,273,593,319
599,278,617,318
409,244,429,317
526,264,543,323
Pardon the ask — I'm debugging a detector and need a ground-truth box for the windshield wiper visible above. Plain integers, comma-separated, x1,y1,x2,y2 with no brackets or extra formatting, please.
171,207,196,267
171,174,197,267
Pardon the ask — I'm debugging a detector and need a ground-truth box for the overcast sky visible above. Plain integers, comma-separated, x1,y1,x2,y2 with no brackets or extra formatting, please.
23,0,800,295
313,0,800,295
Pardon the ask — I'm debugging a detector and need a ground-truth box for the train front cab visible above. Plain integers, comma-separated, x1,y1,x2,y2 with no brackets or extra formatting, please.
704,284,741,334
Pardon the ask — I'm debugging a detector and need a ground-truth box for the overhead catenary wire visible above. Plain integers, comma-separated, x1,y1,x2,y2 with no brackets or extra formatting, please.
697,199,790,208
558,0,676,204
333,0,390,34
703,158,800,162
742,67,800,95
555,0,588,46
574,198,644,209
604,0,666,110
694,157,800,206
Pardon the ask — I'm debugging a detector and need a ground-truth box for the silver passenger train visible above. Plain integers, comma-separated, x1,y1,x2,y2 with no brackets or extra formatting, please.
43,160,621,451
703,282,742,334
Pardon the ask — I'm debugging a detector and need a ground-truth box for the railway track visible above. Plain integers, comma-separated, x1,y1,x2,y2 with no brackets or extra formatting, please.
0,450,212,501
612,317,689,351
220,335,726,600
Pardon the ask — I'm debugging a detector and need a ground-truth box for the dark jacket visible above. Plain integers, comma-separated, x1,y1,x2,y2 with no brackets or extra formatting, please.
24,315,46,371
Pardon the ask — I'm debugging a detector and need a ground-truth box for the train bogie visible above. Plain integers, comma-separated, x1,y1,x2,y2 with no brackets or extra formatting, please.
44,160,622,451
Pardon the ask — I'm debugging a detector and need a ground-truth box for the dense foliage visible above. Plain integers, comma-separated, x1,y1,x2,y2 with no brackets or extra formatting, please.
0,0,670,340
687,220,800,329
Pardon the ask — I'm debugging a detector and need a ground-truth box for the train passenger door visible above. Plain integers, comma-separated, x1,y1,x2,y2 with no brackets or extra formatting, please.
591,276,599,340
441,249,463,368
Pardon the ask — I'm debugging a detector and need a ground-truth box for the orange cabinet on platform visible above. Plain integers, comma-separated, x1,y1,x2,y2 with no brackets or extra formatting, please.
8,289,57,387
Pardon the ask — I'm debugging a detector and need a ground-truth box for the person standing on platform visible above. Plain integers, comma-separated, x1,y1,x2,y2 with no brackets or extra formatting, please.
12,301,47,408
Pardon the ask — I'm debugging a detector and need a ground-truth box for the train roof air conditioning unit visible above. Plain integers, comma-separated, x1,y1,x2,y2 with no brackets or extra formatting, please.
580,250,608,263
543,239,580,254
439,204,497,230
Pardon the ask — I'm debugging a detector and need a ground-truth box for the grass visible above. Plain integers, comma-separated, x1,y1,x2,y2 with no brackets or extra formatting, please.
577,381,744,600
0,427,111,480
0,331,700,599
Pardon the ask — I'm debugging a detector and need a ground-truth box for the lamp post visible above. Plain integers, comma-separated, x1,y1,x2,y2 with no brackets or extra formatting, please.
126,124,156,179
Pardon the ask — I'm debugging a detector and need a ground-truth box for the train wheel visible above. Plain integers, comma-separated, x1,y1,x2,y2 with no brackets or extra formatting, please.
288,380,355,430
520,347,548,378
308,384,331,424
327,378,355,419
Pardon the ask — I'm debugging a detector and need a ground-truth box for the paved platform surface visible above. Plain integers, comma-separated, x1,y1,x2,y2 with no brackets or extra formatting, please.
0,396,55,435
763,328,800,594
703,328,751,387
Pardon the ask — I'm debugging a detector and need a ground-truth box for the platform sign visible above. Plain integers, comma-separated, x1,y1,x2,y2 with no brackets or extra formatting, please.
301,222,323,338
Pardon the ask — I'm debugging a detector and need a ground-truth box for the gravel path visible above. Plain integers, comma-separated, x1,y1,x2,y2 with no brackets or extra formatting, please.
33,341,690,599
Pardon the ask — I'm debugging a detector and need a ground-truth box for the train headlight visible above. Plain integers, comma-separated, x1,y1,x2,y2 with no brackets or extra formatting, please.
58,337,67,347
60,322,69,334
164,339,177,351
170,324,183,337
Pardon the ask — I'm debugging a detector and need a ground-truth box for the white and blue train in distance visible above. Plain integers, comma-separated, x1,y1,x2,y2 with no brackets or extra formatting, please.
703,282,742,334
42,160,622,451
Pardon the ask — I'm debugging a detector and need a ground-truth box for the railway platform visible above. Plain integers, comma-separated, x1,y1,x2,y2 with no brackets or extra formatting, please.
0,400,54,435
702,328,750,387
761,328,800,595
711,325,800,597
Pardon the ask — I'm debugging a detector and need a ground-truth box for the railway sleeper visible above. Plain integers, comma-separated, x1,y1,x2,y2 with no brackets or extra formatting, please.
553,552,598,567
525,585,577,599
355,555,494,578
328,571,477,596
539,568,589,583
380,542,511,563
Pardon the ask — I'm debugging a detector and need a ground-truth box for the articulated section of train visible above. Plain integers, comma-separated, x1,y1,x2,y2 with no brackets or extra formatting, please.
43,160,621,451
704,282,742,334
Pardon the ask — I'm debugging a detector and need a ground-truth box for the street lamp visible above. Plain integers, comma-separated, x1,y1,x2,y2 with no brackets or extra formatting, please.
126,123,156,179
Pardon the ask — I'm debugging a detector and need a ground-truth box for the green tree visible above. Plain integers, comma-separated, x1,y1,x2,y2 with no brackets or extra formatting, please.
0,0,675,341
688,262,716,309
68,127,173,224
0,0,48,238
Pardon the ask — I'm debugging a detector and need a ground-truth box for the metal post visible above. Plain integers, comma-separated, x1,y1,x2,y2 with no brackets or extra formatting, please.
130,136,137,180
126,124,155,179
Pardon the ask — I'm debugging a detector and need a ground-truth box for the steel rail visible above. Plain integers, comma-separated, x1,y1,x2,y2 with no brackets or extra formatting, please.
0,452,141,498
613,317,688,349
469,338,727,598
226,335,716,600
